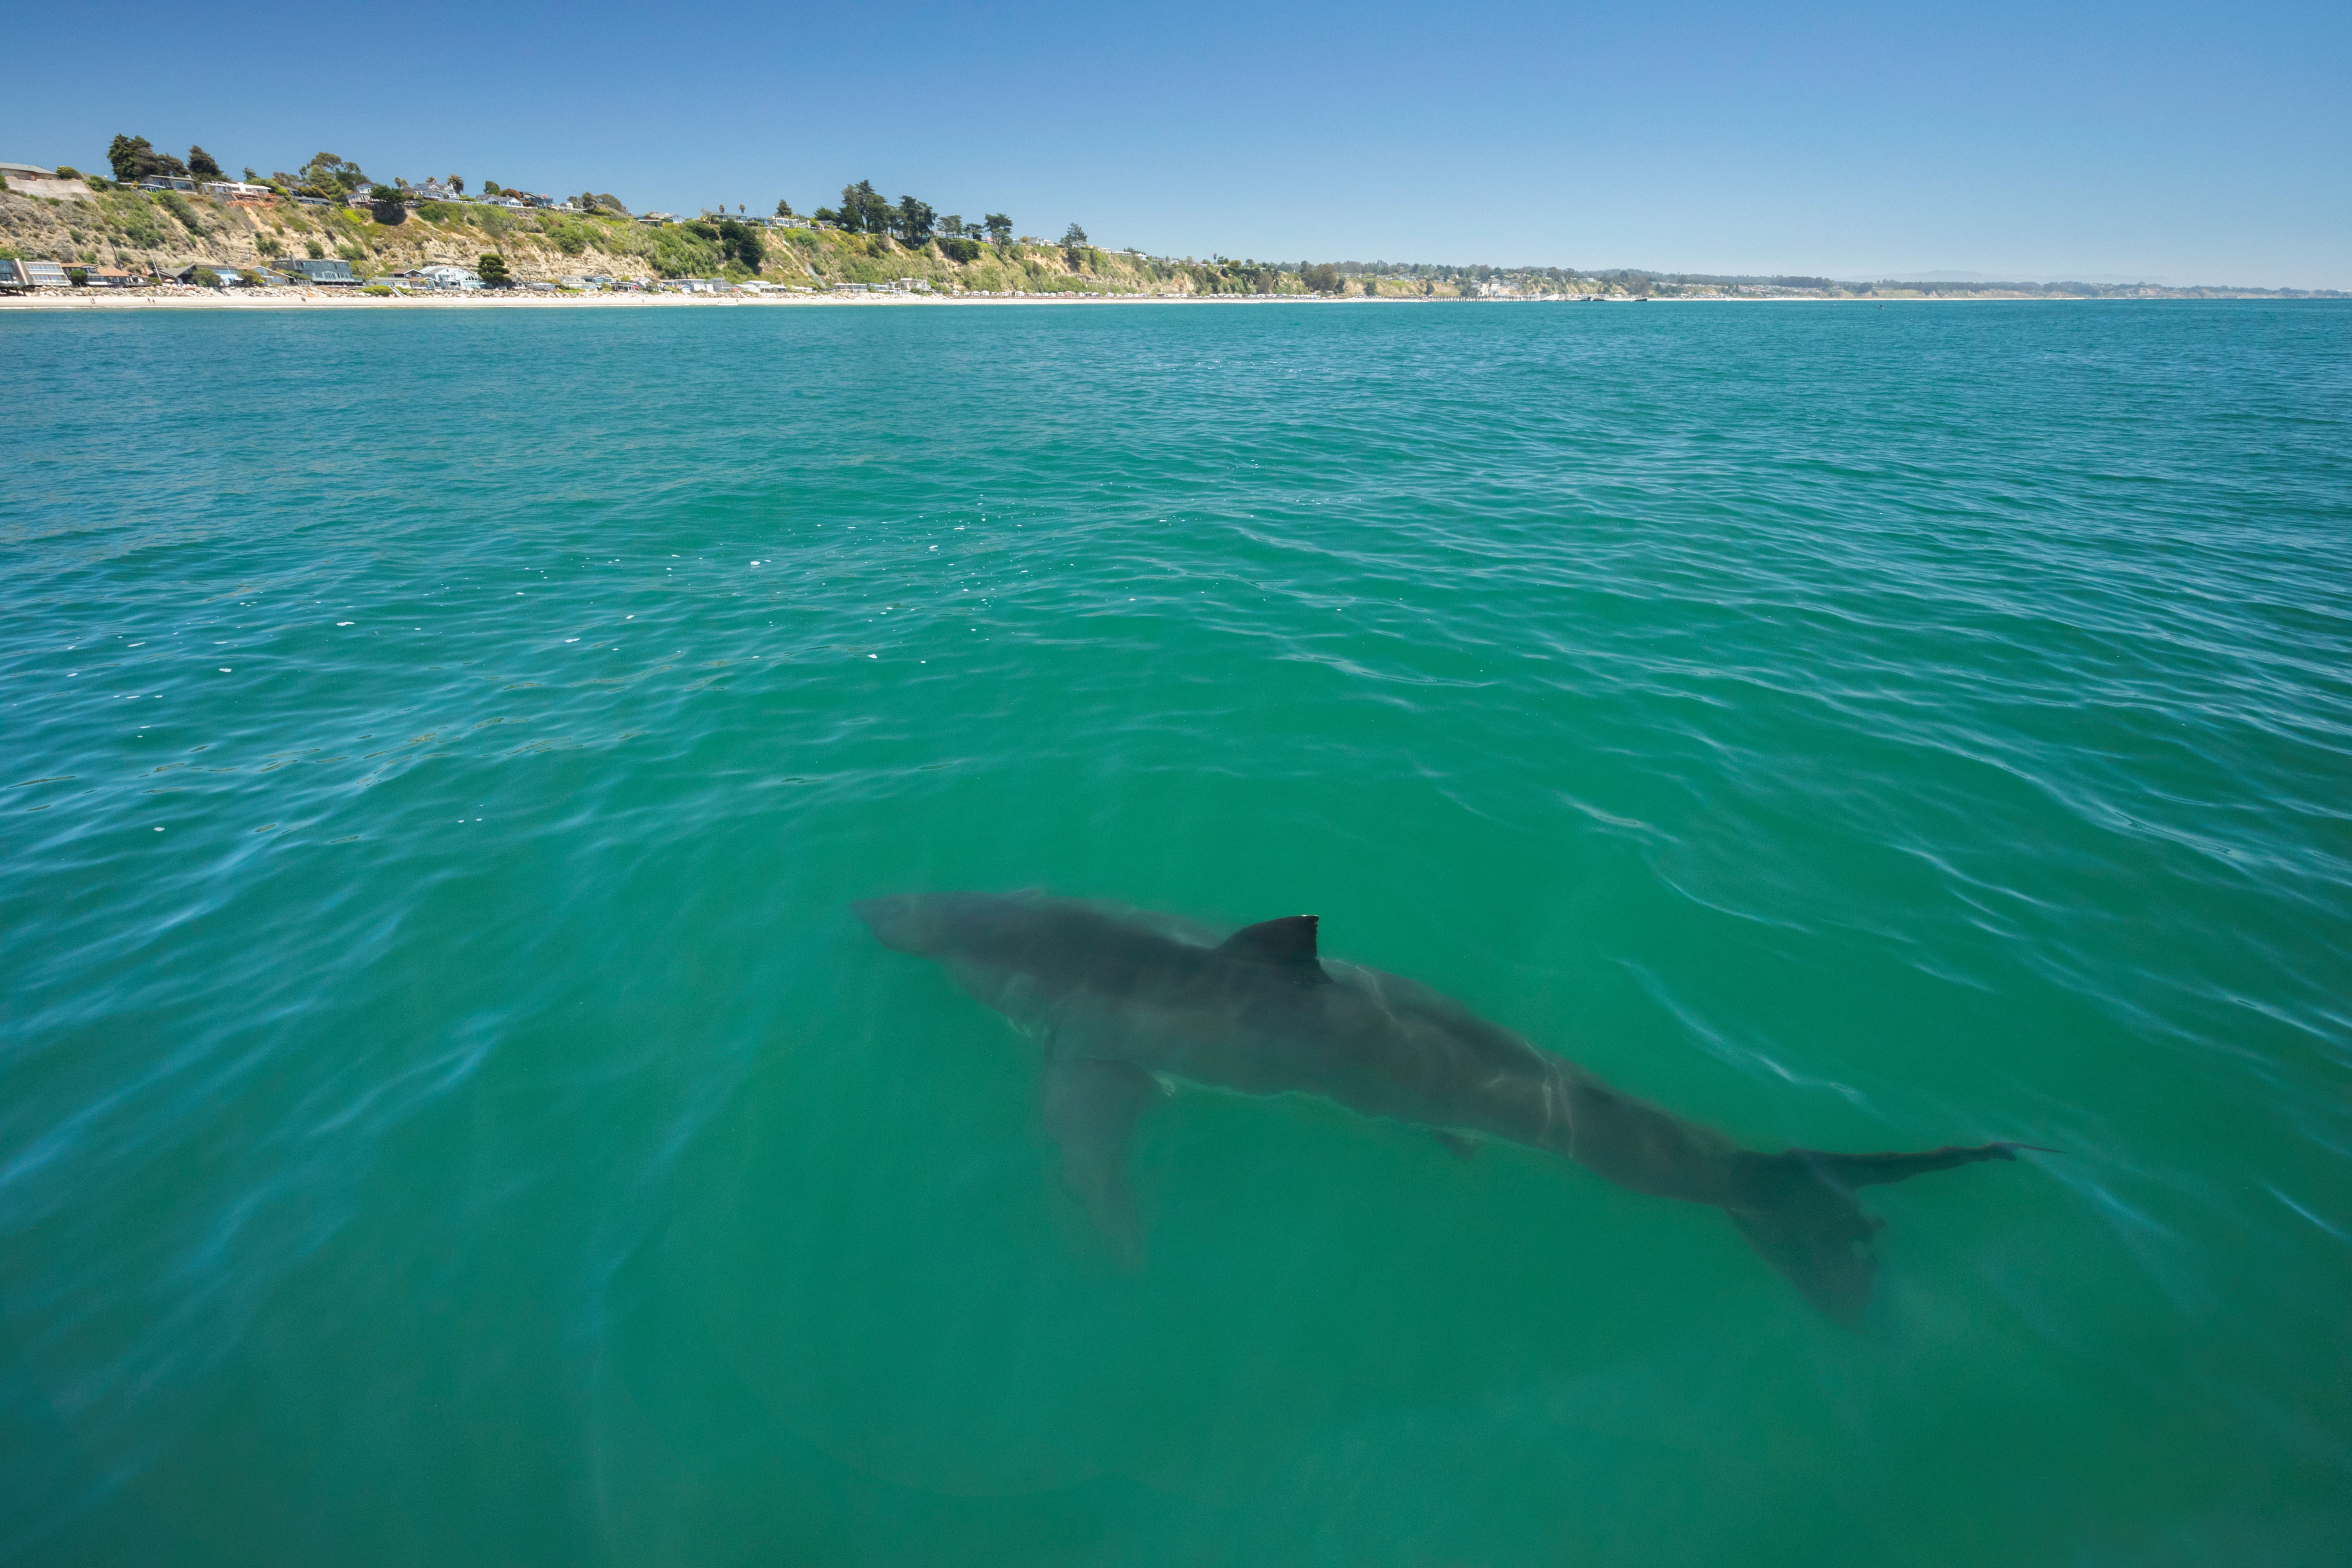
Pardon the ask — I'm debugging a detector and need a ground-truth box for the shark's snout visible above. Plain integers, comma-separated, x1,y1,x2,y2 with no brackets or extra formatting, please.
852,896,926,952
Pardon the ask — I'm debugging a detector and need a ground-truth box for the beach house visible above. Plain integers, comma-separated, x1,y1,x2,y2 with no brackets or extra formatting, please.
271,257,358,285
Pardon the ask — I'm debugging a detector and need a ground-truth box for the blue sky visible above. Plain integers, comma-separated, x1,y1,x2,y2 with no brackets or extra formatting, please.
8,0,2346,286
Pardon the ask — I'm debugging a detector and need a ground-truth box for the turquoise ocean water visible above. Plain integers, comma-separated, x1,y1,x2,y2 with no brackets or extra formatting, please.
3,299,2348,1566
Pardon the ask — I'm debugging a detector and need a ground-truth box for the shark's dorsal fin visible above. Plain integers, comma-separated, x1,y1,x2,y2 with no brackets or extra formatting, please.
1218,915,1330,984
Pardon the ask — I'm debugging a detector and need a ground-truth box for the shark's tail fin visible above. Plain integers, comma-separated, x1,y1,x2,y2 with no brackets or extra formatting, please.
1725,1142,2043,1326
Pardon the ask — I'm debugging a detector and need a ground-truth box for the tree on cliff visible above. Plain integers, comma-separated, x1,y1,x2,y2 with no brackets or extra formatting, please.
298,152,365,194
477,253,511,287
107,135,189,183
836,181,892,235
188,146,223,180
1301,262,1343,294
1060,223,1088,248
774,197,795,218
984,214,1013,245
892,196,937,245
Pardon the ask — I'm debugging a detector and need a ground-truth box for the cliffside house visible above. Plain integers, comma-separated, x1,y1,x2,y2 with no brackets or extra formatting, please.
1,161,56,182
138,175,197,191
201,181,278,206
271,257,357,285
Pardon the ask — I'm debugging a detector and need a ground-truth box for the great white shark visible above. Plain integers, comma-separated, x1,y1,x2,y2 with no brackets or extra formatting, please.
856,891,2041,1324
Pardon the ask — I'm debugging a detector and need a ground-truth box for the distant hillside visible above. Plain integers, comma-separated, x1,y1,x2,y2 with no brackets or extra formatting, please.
2,178,2341,301
0,180,1325,294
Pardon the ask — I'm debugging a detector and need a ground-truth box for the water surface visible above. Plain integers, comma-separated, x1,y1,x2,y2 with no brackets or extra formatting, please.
4,299,2349,1566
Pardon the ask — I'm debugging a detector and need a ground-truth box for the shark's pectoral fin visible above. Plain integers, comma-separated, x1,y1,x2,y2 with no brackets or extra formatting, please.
1040,1057,1160,1269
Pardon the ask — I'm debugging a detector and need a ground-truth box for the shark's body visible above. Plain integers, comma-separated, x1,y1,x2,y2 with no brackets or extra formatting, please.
856,891,2034,1324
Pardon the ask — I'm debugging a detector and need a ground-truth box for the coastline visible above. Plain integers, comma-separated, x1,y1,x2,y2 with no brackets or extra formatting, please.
2,289,2307,312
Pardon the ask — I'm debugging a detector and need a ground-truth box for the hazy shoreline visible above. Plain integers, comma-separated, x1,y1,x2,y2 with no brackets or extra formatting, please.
2,288,2299,313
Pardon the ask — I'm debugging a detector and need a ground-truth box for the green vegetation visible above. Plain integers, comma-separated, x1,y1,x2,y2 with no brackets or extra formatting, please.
106,135,186,183
153,190,205,235
477,252,511,287
16,150,2344,301
816,180,894,234
701,218,766,272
